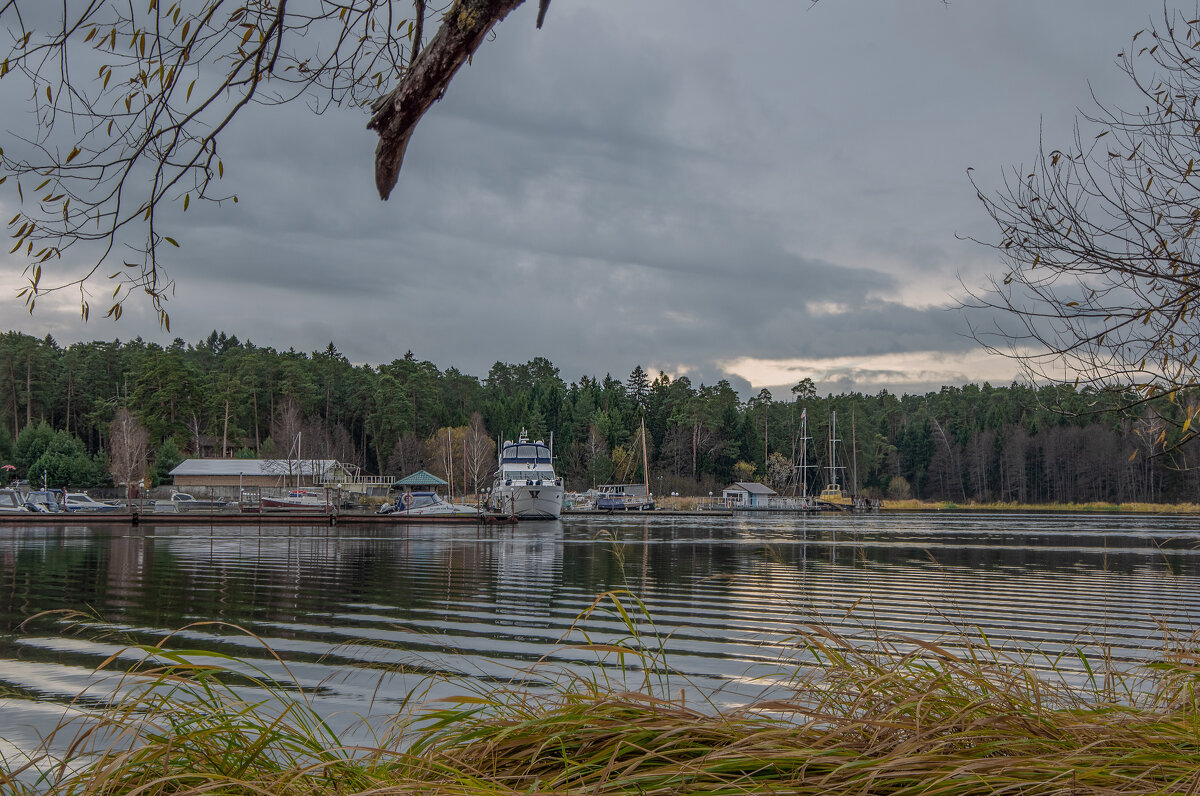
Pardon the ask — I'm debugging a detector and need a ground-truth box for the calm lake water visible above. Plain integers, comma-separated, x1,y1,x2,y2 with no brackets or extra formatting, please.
3,511,1200,759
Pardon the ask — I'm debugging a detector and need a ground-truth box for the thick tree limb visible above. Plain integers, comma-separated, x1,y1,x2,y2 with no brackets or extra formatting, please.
368,0,526,199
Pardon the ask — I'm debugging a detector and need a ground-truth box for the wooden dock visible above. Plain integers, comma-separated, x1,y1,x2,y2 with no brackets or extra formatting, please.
0,510,517,526
562,509,733,517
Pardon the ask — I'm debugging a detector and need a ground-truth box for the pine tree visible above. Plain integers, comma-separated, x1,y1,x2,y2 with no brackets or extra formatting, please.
626,365,649,409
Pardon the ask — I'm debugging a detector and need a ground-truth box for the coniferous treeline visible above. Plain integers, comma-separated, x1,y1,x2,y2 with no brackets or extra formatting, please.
0,330,1197,502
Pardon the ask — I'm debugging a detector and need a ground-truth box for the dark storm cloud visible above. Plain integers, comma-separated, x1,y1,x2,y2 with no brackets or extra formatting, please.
0,1,1170,396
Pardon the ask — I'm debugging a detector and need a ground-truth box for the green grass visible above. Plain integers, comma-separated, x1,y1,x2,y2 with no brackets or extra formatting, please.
6,596,1200,794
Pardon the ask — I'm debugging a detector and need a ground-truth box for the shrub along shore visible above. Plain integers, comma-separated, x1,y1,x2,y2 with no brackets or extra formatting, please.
5,597,1200,795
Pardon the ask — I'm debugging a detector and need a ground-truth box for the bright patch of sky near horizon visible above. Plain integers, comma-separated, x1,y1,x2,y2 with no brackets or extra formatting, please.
0,1,1164,398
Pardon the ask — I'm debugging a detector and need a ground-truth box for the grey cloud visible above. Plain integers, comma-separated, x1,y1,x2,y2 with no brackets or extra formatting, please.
0,0,1174,399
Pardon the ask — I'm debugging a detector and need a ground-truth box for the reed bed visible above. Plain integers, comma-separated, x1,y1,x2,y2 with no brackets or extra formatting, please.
5,595,1200,795
881,499,1200,513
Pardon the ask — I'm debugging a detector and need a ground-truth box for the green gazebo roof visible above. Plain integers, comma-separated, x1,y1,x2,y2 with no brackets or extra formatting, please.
394,469,448,487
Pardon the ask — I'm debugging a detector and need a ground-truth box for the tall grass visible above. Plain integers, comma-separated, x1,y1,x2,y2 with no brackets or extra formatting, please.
6,597,1200,794
882,499,1200,513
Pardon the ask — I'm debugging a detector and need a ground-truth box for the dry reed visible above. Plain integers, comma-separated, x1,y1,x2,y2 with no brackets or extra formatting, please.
5,595,1200,795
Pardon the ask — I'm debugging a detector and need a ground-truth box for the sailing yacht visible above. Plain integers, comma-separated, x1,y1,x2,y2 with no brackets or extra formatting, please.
592,417,654,510
818,410,853,506
487,431,564,519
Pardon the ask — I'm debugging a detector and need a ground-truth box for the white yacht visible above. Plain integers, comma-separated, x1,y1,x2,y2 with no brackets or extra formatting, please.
487,431,564,519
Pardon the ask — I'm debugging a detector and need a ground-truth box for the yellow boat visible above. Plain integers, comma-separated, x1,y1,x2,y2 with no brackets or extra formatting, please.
819,483,852,506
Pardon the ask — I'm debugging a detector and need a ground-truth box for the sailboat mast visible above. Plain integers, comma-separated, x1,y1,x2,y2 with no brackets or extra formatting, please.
641,416,650,498
800,408,810,499
447,426,454,498
851,410,858,497
828,411,838,488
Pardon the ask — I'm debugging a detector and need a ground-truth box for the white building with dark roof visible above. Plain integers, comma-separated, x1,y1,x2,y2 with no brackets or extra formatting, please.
721,481,777,508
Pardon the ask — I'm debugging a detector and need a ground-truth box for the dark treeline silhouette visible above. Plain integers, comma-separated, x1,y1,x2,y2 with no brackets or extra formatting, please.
0,330,1197,502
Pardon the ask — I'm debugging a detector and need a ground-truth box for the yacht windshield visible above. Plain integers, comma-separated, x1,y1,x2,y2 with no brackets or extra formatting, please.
502,444,551,463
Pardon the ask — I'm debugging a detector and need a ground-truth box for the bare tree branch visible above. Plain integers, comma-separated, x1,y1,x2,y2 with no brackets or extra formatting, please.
0,0,543,315
368,0,525,200
966,6,1200,457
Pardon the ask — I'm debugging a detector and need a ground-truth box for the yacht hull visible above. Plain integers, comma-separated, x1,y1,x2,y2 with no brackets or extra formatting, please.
489,483,564,519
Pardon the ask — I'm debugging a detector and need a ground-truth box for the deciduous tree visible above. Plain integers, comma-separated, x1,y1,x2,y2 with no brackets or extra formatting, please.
969,8,1200,452
109,408,149,496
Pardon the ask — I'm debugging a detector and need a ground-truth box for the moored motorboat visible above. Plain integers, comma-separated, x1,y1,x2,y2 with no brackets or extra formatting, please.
64,492,121,512
0,489,30,513
487,431,564,519
378,491,483,517
260,489,333,511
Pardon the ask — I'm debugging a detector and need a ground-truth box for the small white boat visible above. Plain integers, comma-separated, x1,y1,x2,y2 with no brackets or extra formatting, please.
260,489,332,511
378,491,482,517
0,489,30,513
64,492,120,512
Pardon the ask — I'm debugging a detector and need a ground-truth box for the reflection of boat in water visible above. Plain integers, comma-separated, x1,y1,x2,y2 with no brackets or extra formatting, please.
487,431,564,519
378,491,483,518
495,525,563,617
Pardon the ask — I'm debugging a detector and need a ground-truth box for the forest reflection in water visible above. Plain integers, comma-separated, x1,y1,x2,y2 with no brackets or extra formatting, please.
2,510,1199,752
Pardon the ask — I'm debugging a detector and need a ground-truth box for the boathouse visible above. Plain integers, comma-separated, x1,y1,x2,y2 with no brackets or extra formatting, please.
721,481,777,508
169,459,392,496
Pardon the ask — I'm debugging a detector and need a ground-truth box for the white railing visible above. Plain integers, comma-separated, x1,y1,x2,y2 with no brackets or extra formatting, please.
315,474,396,487
765,497,817,510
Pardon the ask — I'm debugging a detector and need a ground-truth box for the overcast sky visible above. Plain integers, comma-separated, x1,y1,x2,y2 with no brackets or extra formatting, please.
0,1,1170,398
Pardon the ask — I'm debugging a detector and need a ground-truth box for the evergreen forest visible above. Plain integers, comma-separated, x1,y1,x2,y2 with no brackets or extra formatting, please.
0,330,1196,503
